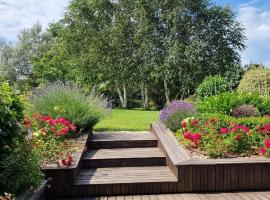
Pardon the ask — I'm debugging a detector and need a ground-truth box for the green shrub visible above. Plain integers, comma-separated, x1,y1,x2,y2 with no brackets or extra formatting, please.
0,81,25,152
197,92,270,115
196,75,230,99
0,139,43,195
176,114,270,158
0,81,43,196
232,104,260,118
238,68,270,96
26,81,111,130
164,110,196,132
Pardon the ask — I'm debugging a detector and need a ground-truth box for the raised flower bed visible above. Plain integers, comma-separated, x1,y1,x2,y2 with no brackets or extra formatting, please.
151,121,270,193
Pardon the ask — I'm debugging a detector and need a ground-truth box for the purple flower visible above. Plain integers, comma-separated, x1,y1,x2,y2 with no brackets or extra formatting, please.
160,101,196,122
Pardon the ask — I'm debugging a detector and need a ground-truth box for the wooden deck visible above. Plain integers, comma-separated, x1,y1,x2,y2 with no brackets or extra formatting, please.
50,191,270,200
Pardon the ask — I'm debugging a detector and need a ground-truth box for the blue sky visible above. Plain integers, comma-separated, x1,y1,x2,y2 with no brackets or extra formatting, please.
0,0,270,66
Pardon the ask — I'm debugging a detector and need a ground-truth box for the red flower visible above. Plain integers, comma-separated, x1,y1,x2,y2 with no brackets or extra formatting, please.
265,124,270,131
184,132,192,139
181,121,187,129
220,127,229,134
260,147,267,154
60,127,69,135
71,124,77,132
191,119,199,126
40,115,52,122
264,138,270,148
235,135,241,140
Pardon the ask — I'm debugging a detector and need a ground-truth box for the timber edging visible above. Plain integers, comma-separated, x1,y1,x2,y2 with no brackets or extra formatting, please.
151,121,270,192
42,130,92,197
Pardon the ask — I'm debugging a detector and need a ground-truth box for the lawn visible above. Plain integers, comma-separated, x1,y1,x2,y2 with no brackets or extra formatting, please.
94,109,159,131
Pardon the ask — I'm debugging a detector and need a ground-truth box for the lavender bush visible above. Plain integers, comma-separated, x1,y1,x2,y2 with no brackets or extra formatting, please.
160,101,196,131
160,101,196,122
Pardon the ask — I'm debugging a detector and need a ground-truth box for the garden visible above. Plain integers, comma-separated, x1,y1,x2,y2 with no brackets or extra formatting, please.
0,81,110,199
160,68,270,159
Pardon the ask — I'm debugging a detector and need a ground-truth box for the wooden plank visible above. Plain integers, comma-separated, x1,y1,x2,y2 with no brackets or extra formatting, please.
230,165,239,191
75,166,177,185
253,164,262,190
246,164,254,190
183,165,193,192
215,165,224,192
261,164,270,190
200,165,208,192
238,164,247,191
223,165,232,191
207,165,216,192
192,166,201,192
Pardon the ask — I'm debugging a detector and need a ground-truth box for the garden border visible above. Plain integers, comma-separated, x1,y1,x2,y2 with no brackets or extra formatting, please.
42,130,91,197
151,121,270,192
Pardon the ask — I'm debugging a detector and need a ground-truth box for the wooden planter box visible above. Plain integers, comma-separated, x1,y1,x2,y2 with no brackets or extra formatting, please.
151,122,270,193
42,130,91,197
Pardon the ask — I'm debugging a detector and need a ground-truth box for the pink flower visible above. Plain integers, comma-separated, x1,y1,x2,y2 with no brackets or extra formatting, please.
265,124,270,131
235,135,241,140
60,127,70,135
220,127,229,134
260,147,267,155
40,115,52,122
264,138,270,148
71,124,77,132
192,133,201,141
184,132,192,139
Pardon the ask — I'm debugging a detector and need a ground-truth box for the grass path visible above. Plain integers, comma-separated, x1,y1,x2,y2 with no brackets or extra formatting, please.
94,109,159,131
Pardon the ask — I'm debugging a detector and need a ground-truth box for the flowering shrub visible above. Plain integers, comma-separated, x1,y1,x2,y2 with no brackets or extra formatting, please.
160,101,196,131
26,81,110,131
25,114,78,139
176,116,270,158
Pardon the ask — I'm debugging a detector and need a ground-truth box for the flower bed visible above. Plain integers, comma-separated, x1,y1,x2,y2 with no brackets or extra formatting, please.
175,115,270,158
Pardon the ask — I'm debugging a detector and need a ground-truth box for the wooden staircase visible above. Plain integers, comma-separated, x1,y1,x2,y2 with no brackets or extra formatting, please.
71,131,178,196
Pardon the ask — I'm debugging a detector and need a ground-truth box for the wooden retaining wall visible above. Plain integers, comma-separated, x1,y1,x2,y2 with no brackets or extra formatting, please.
151,121,270,193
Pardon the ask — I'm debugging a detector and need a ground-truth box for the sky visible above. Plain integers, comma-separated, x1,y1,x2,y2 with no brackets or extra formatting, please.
0,0,270,66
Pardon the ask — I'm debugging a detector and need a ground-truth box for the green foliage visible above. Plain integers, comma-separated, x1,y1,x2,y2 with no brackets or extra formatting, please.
232,104,260,118
0,139,43,195
164,111,196,132
0,81,25,153
196,75,230,99
176,115,267,158
197,92,270,115
0,81,43,196
238,68,270,96
26,82,110,130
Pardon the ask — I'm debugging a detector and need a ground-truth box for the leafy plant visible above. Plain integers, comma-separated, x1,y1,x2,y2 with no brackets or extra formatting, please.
26,81,111,130
197,92,270,115
196,75,230,99
232,104,260,118
176,115,267,158
238,68,270,96
0,139,43,195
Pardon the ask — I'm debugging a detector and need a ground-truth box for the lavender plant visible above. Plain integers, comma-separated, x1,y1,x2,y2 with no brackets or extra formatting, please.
160,101,196,131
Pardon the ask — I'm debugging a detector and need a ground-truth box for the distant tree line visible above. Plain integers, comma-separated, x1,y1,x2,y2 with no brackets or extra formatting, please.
0,0,246,109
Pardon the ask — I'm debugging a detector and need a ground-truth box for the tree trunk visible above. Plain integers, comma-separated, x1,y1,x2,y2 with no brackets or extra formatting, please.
141,83,145,107
143,85,149,109
123,85,127,108
116,84,127,108
164,78,170,105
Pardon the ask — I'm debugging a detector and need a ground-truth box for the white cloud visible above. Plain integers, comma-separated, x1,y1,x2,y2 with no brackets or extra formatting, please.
238,5,270,66
0,0,70,41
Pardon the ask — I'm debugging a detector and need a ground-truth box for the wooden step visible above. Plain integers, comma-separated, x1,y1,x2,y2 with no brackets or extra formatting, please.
88,132,158,149
82,148,166,168
71,166,177,196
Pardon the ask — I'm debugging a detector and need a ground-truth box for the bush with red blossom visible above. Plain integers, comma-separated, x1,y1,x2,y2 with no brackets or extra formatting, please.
175,115,270,158
25,114,78,139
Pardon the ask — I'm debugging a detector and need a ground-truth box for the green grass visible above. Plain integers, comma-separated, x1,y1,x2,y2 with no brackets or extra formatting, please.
94,109,159,131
